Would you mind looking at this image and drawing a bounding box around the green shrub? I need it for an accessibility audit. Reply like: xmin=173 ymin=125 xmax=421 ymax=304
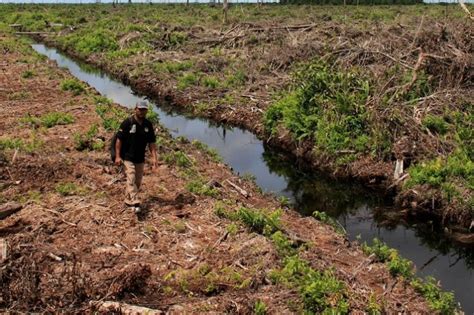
xmin=61 ymin=78 xmax=85 ymax=95
xmin=265 ymin=60 xmax=372 ymax=155
xmin=146 ymin=104 xmax=160 ymax=124
xmin=168 ymin=31 xmax=187 ymax=46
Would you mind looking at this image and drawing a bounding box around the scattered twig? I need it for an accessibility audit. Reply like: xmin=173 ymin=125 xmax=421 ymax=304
xmin=44 ymin=209 xmax=77 ymax=227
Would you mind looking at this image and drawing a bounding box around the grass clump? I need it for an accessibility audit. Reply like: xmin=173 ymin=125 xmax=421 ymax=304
xmin=202 ymin=76 xmax=220 ymax=89
xmin=0 ymin=138 xmax=24 ymax=151
xmin=253 ymin=300 xmax=267 ymax=315
xmin=153 ymin=60 xmax=193 ymax=74
xmin=61 ymin=78 xmax=85 ymax=95
xmin=215 ymin=206 xmax=282 ymax=235
xmin=0 ymin=133 xmax=43 ymax=153
xmin=41 ymin=112 xmax=74 ymax=128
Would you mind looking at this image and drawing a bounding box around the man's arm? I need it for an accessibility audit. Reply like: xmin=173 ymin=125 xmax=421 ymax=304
xmin=149 ymin=142 xmax=157 ymax=169
xmin=115 ymin=138 xmax=123 ymax=166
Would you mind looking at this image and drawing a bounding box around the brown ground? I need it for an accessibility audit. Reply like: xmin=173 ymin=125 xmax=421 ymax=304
xmin=0 ymin=35 xmax=430 ymax=313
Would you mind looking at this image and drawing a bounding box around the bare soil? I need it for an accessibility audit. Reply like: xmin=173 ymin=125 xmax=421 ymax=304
xmin=0 ymin=36 xmax=430 ymax=313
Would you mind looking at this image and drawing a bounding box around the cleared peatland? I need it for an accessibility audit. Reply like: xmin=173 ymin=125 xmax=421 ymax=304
xmin=1 ymin=4 xmax=471 ymax=235
xmin=0 ymin=34 xmax=461 ymax=313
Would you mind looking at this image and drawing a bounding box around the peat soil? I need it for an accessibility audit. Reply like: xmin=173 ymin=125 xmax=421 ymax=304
xmin=31 ymin=8 xmax=473 ymax=234
xmin=0 ymin=36 xmax=432 ymax=313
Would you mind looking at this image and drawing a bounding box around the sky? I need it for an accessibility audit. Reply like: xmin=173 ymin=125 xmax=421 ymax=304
xmin=0 ymin=0 xmax=472 ymax=3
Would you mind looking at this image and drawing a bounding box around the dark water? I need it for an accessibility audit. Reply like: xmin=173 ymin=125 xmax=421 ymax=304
xmin=32 ymin=44 xmax=474 ymax=314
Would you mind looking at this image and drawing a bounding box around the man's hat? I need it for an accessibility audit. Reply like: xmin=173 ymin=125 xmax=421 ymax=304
xmin=136 ymin=101 xmax=149 ymax=109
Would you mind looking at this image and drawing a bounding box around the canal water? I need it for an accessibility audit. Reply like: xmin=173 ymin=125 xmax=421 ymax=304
xmin=32 ymin=44 xmax=474 ymax=314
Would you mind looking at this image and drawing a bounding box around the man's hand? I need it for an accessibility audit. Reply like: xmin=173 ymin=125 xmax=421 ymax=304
xmin=115 ymin=157 xmax=122 ymax=166
xmin=151 ymin=159 xmax=157 ymax=171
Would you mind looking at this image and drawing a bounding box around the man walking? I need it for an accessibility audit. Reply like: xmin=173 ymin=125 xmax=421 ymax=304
xmin=115 ymin=101 xmax=157 ymax=213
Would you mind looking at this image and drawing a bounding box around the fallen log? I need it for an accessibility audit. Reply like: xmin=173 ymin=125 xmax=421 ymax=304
xmin=91 ymin=301 xmax=164 ymax=314
xmin=0 ymin=202 xmax=22 ymax=220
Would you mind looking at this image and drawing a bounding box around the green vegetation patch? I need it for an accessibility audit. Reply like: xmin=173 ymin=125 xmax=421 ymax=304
xmin=265 ymin=59 xmax=380 ymax=161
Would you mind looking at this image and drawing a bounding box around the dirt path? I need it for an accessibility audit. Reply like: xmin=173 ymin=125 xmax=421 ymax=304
xmin=0 ymin=35 xmax=432 ymax=313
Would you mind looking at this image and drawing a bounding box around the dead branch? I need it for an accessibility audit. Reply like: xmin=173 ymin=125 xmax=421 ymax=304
xmin=44 ymin=209 xmax=77 ymax=227
xmin=225 ymin=179 xmax=249 ymax=198
xmin=458 ymin=0 xmax=474 ymax=20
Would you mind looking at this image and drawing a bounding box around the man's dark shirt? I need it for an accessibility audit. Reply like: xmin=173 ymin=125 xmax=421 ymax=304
xmin=117 ymin=116 xmax=156 ymax=164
